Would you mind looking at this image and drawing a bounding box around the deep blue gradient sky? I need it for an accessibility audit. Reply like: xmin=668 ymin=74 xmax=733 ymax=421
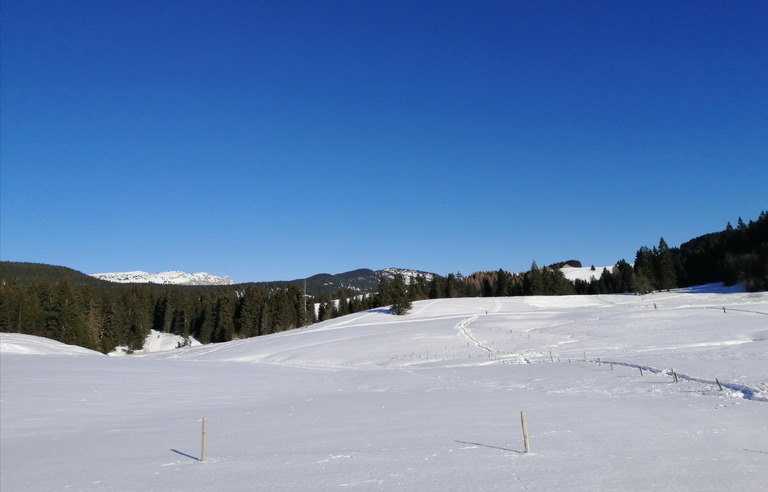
xmin=2 ymin=1 xmax=766 ymax=282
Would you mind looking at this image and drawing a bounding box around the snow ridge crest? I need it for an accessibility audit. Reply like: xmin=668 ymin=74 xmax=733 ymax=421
xmin=90 ymin=270 xmax=235 ymax=286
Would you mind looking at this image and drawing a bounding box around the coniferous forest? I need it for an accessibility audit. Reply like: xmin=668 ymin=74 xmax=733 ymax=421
xmin=1 ymin=212 xmax=766 ymax=353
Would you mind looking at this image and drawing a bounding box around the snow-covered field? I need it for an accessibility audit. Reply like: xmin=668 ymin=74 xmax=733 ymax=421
xmin=2 ymin=285 xmax=767 ymax=491
xmin=560 ymin=264 xmax=608 ymax=282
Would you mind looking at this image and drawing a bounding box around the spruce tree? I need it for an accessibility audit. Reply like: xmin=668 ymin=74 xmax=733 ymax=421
xmin=389 ymin=273 xmax=412 ymax=315
xmin=654 ymin=237 xmax=677 ymax=290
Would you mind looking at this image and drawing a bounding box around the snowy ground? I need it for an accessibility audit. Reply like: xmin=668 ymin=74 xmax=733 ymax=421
xmin=110 ymin=330 xmax=202 ymax=356
xmin=2 ymin=285 xmax=767 ymax=491
xmin=560 ymin=264 xmax=611 ymax=282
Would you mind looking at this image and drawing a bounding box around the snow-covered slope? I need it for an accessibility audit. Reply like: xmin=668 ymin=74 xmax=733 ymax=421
xmin=90 ymin=270 xmax=235 ymax=285
xmin=0 ymin=333 xmax=104 ymax=356
xmin=560 ymin=264 xmax=611 ymax=282
xmin=109 ymin=330 xmax=202 ymax=355
xmin=2 ymin=286 xmax=767 ymax=491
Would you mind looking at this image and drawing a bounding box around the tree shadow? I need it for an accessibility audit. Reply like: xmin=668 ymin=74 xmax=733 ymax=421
xmin=171 ymin=449 xmax=199 ymax=461
xmin=455 ymin=440 xmax=523 ymax=454
xmin=677 ymin=283 xmax=744 ymax=294
xmin=367 ymin=308 xmax=394 ymax=315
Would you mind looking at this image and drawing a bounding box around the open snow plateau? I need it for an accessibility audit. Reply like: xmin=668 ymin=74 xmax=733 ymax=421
xmin=1 ymin=284 xmax=767 ymax=491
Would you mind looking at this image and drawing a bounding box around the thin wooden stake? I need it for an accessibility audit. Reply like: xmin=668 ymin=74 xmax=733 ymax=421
xmin=639 ymin=367 xmax=643 ymax=376
xmin=716 ymin=378 xmax=723 ymax=391
xmin=200 ymin=417 xmax=208 ymax=462
xmin=520 ymin=411 xmax=531 ymax=454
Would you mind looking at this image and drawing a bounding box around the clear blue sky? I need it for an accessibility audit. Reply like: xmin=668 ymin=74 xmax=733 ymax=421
xmin=2 ymin=1 xmax=766 ymax=282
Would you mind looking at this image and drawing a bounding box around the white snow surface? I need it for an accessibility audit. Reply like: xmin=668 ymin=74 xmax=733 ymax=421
xmin=90 ymin=270 xmax=235 ymax=285
xmin=2 ymin=285 xmax=767 ymax=491
xmin=0 ymin=333 xmax=105 ymax=357
xmin=560 ymin=265 xmax=612 ymax=282
xmin=110 ymin=330 xmax=203 ymax=356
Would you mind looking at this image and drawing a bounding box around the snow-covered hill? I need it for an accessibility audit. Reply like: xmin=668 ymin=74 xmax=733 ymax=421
xmin=2 ymin=285 xmax=766 ymax=491
xmin=0 ymin=333 xmax=104 ymax=357
xmin=90 ymin=270 xmax=235 ymax=285
xmin=560 ymin=264 xmax=611 ymax=282
xmin=379 ymin=267 xmax=436 ymax=283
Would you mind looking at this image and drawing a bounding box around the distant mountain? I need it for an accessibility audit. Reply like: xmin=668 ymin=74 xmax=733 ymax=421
xmin=1 ymin=262 xmax=437 ymax=295
xmin=252 ymin=268 xmax=438 ymax=297
xmin=0 ymin=262 xmax=110 ymax=288
xmin=90 ymin=271 xmax=235 ymax=286
xmin=379 ymin=267 xmax=437 ymax=283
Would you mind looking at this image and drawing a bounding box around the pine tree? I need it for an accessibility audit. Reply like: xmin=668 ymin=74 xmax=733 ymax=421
xmin=123 ymin=286 xmax=153 ymax=350
xmin=236 ymin=286 xmax=265 ymax=338
xmin=495 ymin=269 xmax=510 ymax=296
xmin=654 ymin=237 xmax=677 ymax=290
xmin=0 ymin=279 xmax=43 ymax=335
xmin=613 ymin=260 xmax=635 ymax=293
xmin=98 ymin=293 xmax=124 ymax=353
xmin=428 ymin=277 xmax=445 ymax=299
xmin=389 ymin=273 xmax=412 ymax=315
xmin=523 ymin=261 xmax=543 ymax=295
xmin=376 ymin=276 xmax=392 ymax=306
xmin=213 ymin=290 xmax=236 ymax=342
xmin=46 ymin=277 xmax=90 ymax=348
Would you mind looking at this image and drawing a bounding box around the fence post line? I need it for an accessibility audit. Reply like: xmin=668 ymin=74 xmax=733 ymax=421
xmin=200 ymin=417 xmax=209 ymax=462
xmin=520 ymin=411 xmax=531 ymax=454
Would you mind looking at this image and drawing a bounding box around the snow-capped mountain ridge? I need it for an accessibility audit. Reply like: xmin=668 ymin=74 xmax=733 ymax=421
xmin=90 ymin=270 xmax=235 ymax=286
xmin=379 ymin=267 xmax=435 ymax=283
xmin=90 ymin=265 xmax=617 ymax=290
xmin=90 ymin=267 xmax=435 ymax=292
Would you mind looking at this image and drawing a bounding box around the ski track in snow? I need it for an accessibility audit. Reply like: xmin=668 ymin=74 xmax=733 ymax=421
xmin=445 ymin=292 xmax=768 ymax=403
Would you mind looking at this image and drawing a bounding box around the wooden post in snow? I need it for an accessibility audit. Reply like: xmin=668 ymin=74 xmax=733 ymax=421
xmin=200 ymin=417 xmax=209 ymax=462
xmin=520 ymin=411 xmax=531 ymax=454
xmin=716 ymin=378 xmax=723 ymax=391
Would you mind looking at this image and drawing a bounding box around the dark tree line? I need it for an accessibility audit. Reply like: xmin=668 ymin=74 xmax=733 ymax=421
xmin=679 ymin=212 xmax=768 ymax=291
xmin=0 ymin=279 xmax=317 ymax=353
xmin=464 ymin=212 xmax=767 ymax=297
